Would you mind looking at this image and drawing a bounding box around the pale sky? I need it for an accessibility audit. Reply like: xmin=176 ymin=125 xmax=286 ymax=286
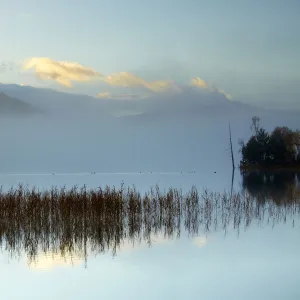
xmin=1 ymin=0 xmax=300 ymax=103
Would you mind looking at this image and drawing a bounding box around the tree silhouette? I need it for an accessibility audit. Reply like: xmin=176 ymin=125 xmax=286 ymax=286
xmin=240 ymin=117 xmax=300 ymax=167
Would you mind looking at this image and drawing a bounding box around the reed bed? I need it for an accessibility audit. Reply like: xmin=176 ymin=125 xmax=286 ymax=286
xmin=0 ymin=184 xmax=299 ymax=265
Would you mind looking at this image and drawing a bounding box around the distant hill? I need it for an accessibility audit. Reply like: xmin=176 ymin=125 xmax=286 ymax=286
xmin=0 ymin=83 xmax=298 ymax=121
xmin=0 ymin=92 xmax=38 ymax=115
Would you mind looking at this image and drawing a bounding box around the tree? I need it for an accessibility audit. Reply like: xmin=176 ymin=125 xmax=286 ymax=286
xmin=240 ymin=117 xmax=300 ymax=167
xmin=269 ymin=127 xmax=300 ymax=163
xmin=269 ymin=128 xmax=287 ymax=163
xmin=250 ymin=116 xmax=261 ymax=136
xmin=240 ymin=118 xmax=270 ymax=165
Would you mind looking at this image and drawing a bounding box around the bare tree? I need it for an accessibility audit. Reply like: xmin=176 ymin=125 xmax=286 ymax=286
xmin=229 ymin=123 xmax=235 ymax=170
xmin=250 ymin=116 xmax=261 ymax=136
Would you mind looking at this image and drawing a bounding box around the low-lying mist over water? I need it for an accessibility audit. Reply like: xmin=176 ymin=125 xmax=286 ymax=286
xmin=1 ymin=84 xmax=300 ymax=174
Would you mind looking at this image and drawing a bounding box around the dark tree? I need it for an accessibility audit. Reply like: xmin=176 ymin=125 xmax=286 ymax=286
xmin=240 ymin=117 xmax=300 ymax=168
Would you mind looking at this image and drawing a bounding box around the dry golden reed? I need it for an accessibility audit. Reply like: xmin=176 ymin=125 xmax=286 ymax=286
xmin=0 ymin=184 xmax=299 ymax=265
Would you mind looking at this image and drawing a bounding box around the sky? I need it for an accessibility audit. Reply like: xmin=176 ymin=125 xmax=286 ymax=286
xmin=1 ymin=0 xmax=300 ymax=104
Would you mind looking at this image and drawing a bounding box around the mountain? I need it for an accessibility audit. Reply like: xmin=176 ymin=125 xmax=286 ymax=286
xmin=0 ymin=92 xmax=38 ymax=115
xmin=0 ymin=84 xmax=119 ymax=121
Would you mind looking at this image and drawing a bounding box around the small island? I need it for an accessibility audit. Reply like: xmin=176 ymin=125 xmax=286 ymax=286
xmin=239 ymin=116 xmax=300 ymax=171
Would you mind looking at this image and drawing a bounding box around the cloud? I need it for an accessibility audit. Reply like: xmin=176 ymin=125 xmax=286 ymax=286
xmin=192 ymin=236 xmax=208 ymax=248
xmin=20 ymin=57 xmax=232 ymax=100
xmin=104 ymin=72 xmax=172 ymax=92
xmin=190 ymin=77 xmax=232 ymax=100
xmin=96 ymin=91 xmax=111 ymax=98
xmin=96 ymin=91 xmax=148 ymax=100
xmin=100 ymin=72 xmax=231 ymax=100
xmin=96 ymin=77 xmax=232 ymax=103
xmin=23 ymin=57 xmax=102 ymax=87
xmin=190 ymin=77 xmax=209 ymax=89
xmin=217 ymin=89 xmax=232 ymax=100
xmin=28 ymin=251 xmax=83 ymax=271
xmin=117 ymin=233 xmax=174 ymax=254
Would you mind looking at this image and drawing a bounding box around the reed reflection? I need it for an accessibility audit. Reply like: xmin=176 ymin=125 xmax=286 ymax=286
xmin=0 ymin=183 xmax=299 ymax=266
xmin=241 ymin=171 xmax=300 ymax=204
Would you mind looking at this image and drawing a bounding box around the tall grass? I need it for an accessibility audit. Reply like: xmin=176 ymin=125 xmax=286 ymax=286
xmin=0 ymin=184 xmax=299 ymax=265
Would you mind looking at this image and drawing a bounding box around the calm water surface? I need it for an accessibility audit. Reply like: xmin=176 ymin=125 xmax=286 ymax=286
xmin=0 ymin=171 xmax=299 ymax=300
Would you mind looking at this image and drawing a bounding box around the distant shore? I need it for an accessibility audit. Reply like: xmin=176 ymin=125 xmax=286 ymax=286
xmin=239 ymin=163 xmax=300 ymax=172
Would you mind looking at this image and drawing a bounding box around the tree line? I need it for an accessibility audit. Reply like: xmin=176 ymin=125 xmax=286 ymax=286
xmin=239 ymin=116 xmax=300 ymax=167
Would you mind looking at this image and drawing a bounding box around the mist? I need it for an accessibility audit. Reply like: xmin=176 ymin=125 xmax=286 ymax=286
xmin=1 ymin=84 xmax=299 ymax=174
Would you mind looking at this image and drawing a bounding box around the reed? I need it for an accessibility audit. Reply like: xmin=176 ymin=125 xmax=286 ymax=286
xmin=0 ymin=184 xmax=299 ymax=265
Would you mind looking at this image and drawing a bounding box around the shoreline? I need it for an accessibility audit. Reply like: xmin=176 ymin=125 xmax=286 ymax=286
xmin=239 ymin=164 xmax=300 ymax=172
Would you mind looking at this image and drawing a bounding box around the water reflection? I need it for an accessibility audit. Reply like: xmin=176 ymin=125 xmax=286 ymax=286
xmin=241 ymin=171 xmax=300 ymax=204
xmin=29 ymin=251 xmax=83 ymax=271
xmin=0 ymin=184 xmax=299 ymax=267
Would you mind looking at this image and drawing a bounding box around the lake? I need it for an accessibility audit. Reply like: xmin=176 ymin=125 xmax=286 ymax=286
xmin=0 ymin=170 xmax=299 ymax=300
